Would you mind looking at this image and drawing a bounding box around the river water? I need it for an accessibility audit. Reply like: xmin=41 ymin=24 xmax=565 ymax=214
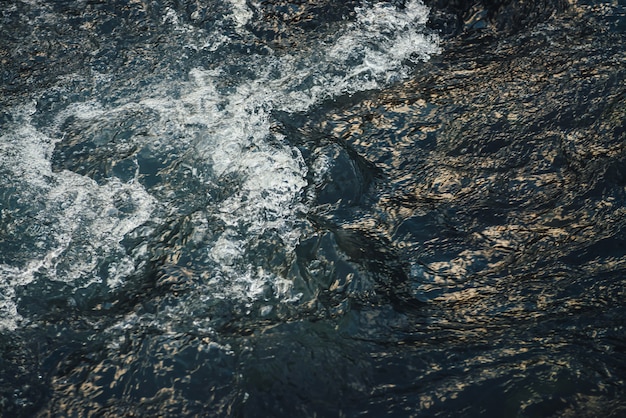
xmin=1 ymin=0 xmax=625 ymax=416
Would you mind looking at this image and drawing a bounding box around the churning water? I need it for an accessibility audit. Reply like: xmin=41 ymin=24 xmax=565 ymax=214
xmin=1 ymin=0 xmax=625 ymax=416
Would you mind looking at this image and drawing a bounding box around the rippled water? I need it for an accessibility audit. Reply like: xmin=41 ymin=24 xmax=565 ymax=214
xmin=1 ymin=0 xmax=625 ymax=416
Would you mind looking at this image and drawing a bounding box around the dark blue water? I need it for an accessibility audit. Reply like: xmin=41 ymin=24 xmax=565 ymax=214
xmin=1 ymin=0 xmax=625 ymax=416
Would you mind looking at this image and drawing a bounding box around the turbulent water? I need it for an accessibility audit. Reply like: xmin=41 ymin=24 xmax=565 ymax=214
xmin=1 ymin=0 xmax=625 ymax=416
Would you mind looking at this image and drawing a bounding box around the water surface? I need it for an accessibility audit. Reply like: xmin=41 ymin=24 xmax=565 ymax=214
xmin=1 ymin=0 xmax=625 ymax=416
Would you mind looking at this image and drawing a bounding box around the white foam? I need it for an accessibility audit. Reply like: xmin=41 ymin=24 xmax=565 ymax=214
xmin=214 ymin=0 xmax=440 ymax=115
xmin=181 ymin=1 xmax=440 ymax=301
xmin=325 ymin=0 xmax=439 ymax=88
xmin=129 ymin=69 xmax=309 ymax=302
xmin=161 ymin=6 xmax=230 ymax=52
xmin=0 ymin=104 xmax=156 ymax=330
xmin=228 ymin=0 xmax=253 ymax=28
xmin=1 ymin=1 xmax=440 ymax=329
